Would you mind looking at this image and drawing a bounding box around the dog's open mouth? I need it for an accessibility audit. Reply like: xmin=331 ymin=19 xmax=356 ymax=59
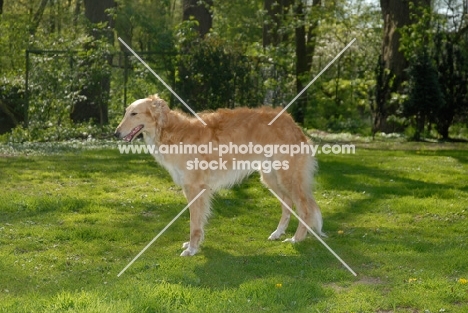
xmin=123 ymin=125 xmax=144 ymax=142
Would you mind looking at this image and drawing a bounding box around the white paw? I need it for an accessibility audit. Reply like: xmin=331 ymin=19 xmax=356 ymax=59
xmin=268 ymin=230 xmax=284 ymax=240
xmin=282 ymin=237 xmax=297 ymax=243
xmin=180 ymin=246 xmax=197 ymax=256
xmin=180 ymin=242 xmax=198 ymax=256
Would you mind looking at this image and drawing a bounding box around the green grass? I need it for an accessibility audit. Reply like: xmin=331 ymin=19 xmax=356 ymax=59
xmin=1 ymin=140 xmax=467 ymax=312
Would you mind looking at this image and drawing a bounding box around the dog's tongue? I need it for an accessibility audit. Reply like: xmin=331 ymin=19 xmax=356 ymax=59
xmin=123 ymin=125 xmax=142 ymax=142
xmin=124 ymin=134 xmax=133 ymax=142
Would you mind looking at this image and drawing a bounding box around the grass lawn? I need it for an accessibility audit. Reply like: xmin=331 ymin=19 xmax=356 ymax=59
xmin=0 ymin=140 xmax=467 ymax=312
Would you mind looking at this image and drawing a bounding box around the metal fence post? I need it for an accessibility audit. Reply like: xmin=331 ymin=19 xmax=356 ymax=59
xmin=24 ymin=49 xmax=29 ymax=128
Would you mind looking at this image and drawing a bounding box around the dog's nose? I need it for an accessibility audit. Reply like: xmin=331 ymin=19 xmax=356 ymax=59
xmin=114 ymin=131 xmax=121 ymax=139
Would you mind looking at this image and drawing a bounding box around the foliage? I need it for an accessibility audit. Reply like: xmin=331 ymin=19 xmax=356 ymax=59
xmin=175 ymin=21 xmax=267 ymax=111
xmin=433 ymin=32 xmax=468 ymax=139
xmin=304 ymin=0 xmax=380 ymax=133
xmin=4 ymin=0 xmax=466 ymax=141
xmin=19 ymin=35 xmax=116 ymax=142
xmin=398 ymin=2 xmax=468 ymax=140
xmin=0 ymin=122 xmax=115 ymax=144
xmin=0 ymin=12 xmax=29 ymax=76
xmin=0 ymin=1 xmax=120 ymax=140
xmin=0 ymin=76 xmax=25 ymax=133
xmin=399 ymin=4 xmax=438 ymax=62
xmin=0 ymin=10 xmax=30 ymax=133
xmin=212 ymin=0 xmax=263 ymax=45
xmin=1 ymin=0 xmax=382 ymax=141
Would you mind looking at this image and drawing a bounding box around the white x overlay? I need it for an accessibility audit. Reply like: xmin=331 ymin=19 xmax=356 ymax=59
xmin=118 ymin=37 xmax=207 ymax=126
xmin=117 ymin=37 xmax=358 ymax=277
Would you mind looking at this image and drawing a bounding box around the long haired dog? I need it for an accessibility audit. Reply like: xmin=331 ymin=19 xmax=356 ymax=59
xmin=115 ymin=95 xmax=324 ymax=256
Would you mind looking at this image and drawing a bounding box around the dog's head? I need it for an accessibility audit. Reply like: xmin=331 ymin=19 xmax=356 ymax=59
xmin=114 ymin=94 xmax=169 ymax=142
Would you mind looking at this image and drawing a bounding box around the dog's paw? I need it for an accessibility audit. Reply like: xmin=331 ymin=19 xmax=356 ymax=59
xmin=180 ymin=242 xmax=198 ymax=256
xmin=282 ymin=237 xmax=297 ymax=243
xmin=268 ymin=230 xmax=284 ymax=241
xmin=180 ymin=246 xmax=197 ymax=257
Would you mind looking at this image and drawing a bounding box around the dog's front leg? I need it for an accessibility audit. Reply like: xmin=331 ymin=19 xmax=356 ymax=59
xmin=181 ymin=185 xmax=211 ymax=256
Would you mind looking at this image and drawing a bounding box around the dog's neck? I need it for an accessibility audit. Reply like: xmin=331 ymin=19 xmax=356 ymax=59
xmin=157 ymin=110 xmax=206 ymax=145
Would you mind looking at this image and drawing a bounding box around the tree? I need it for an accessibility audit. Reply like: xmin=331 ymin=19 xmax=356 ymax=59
xmin=292 ymin=0 xmax=320 ymax=124
xmin=261 ymin=0 xmax=321 ymax=124
xmin=398 ymin=1 xmax=468 ymax=140
xmin=403 ymin=51 xmax=444 ymax=140
xmin=263 ymin=0 xmax=293 ymax=47
xmin=433 ymin=23 xmax=468 ymax=140
xmin=29 ymin=0 xmax=49 ymax=35
xmin=70 ymin=0 xmax=116 ymax=125
xmin=0 ymin=78 xmax=24 ymax=133
xmin=375 ymin=0 xmax=431 ymax=132
xmin=183 ymin=0 xmax=213 ymax=38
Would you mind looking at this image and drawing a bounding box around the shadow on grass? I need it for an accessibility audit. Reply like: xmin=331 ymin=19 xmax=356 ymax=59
xmin=423 ymin=149 xmax=468 ymax=165
xmin=201 ymin=244 xmax=356 ymax=276
xmin=313 ymin=150 xmax=467 ymax=243
xmin=188 ymin=246 xmax=345 ymax=307
xmin=319 ymin=153 xmax=464 ymax=203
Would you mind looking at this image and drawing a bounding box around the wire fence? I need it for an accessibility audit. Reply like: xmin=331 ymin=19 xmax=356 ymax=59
xmin=17 ymin=49 xmax=292 ymax=130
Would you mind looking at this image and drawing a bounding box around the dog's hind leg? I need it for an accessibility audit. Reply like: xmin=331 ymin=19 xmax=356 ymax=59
xmin=284 ymin=193 xmax=323 ymax=243
xmin=180 ymin=184 xmax=212 ymax=256
xmin=261 ymin=172 xmax=292 ymax=241
xmin=281 ymin=158 xmax=324 ymax=243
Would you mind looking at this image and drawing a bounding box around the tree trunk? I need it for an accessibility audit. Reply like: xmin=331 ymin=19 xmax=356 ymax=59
xmin=292 ymin=0 xmax=320 ymax=124
xmin=183 ymin=0 xmax=213 ymax=38
xmin=0 ymin=100 xmax=19 ymax=127
xmin=380 ymin=0 xmax=410 ymax=88
xmin=372 ymin=55 xmax=389 ymax=136
xmin=262 ymin=0 xmax=293 ymax=48
xmin=293 ymin=2 xmax=307 ymax=124
xmin=71 ymin=0 xmax=116 ymax=125
xmin=376 ymin=0 xmax=431 ymax=132
xmin=414 ymin=112 xmax=425 ymax=141
xmin=437 ymin=120 xmax=451 ymax=140
xmin=73 ymin=0 xmax=81 ymax=28
xmin=29 ymin=0 xmax=49 ymax=35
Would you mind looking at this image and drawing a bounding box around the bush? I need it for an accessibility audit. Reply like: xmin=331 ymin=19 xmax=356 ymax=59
xmin=0 ymin=76 xmax=25 ymax=134
xmin=402 ymin=51 xmax=444 ymax=141
xmin=1 ymin=122 xmax=114 ymax=143
xmin=175 ymin=29 xmax=264 ymax=111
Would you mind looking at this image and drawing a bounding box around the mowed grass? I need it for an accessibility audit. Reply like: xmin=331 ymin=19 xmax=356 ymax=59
xmin=0 ymin=141 xmax=467 ymax=312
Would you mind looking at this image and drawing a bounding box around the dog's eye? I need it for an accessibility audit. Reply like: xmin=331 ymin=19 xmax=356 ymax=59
xmin=130 ymin=112 xmax=138 ymax=116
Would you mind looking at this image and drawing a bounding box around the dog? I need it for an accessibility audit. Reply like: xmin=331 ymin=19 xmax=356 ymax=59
xmin=114 ymin=95 xmax=324 ymax=256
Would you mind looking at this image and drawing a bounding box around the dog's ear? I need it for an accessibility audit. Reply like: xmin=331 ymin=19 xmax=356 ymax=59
xmin=148 ymin=94 xmax=169 ymax=125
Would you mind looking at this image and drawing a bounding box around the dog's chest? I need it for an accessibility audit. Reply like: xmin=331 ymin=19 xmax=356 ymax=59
xmin=153 ymin=151 xmax=184 ymax=186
